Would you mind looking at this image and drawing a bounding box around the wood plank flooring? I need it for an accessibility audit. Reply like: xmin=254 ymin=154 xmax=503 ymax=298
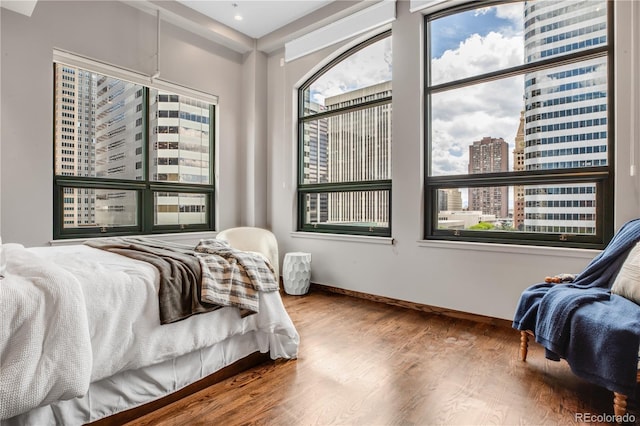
xmin=128 ymin=289 xmax=639 ymax=425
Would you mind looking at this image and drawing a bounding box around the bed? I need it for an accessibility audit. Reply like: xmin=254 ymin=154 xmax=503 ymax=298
xmin=0 ymin=236 xmax=300 ymax=425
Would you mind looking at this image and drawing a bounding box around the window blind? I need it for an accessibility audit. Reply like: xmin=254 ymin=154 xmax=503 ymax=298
xmin=409 ymin=0 xmax=467 ymax=14
xmin=53 ymin=49 xmax=219 ymax=105
xmin=284 ymin=0 xmax=396 ymax=63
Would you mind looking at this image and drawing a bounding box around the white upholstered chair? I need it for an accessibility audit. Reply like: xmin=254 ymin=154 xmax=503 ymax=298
xmin=215 ymin=227 xmax=280 ymax=280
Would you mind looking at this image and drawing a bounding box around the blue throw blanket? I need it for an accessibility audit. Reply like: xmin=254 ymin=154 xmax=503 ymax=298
xmin=513 ymin=218 xmax=640 ymax=395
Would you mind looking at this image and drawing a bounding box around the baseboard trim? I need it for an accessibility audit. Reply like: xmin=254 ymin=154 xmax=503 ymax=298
xmin=310 ymin=283 xmax=512 ymax=329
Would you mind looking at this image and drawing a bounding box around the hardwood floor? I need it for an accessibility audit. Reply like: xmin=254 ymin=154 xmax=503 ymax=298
xmin=128 ymin=289 xmax=638 ymax=425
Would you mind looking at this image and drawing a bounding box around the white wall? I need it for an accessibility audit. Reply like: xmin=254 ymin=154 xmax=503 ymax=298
xmin=240 ymin=49 xmax=269 ymax=228
xmin=266 ymin=0 xmax=640 ymax=320
xmin=1 ymin=0 xmax=638 ymax=321
xmin=0 ymin=0 xmax=262 ymax=247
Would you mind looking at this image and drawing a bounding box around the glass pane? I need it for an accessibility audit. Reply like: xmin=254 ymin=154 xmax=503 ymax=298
xmin=154 ymin=192 xmax=207 ymax=226
xmin=436 ymin=183 xmax=596 ymax=235
xmin=524 ymin=57 xmax=608 ymax=171
xmin=302 ymin=102 xmax=392 ymax=184
xmin=431 ymin=57 xmax=607 ymax=176
xmin=430 ymin=75 xmax=523 ymax=176
xmin=54 ymin=64 xmax=144 ymax=179
xmin=62 ymin=187 xmax=137 ymax=229
xmin=524 ymin=183 xmax=597 ymax=234
xmin=302 ymin=35 xmax=392 ymax=116
xmin=302 ymin=190 xmax=389 ymax=228
xmin=429 ymin=0 xmax=607 ymax=86
xmin=149 ymin=91 xmax=211 ymax=184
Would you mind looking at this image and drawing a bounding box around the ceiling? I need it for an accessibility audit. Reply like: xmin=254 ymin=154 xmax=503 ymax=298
xmin=1 ymin=0 xmax=367 ymax=55
xmin=0 ymin=0 xmax=38 ymax=16
xmin=176 ymin=0 xmax=334 ymax=39
xmin=0 ymin=1 xmax=336 ymax=40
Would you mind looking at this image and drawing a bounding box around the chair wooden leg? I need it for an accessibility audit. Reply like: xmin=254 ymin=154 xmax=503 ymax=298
xmin=518 ymin=330 xmax=634 ymax=422
xmin=519 ymin=331 xmax=529 ymax=361
xmin=613 ymin=392 xmax=627 ymax=419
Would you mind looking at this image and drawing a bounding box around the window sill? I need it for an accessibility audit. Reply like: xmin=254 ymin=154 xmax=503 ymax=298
xmin=417 ymin=239 xmax=598 ymax=260
xmin=290 ymin=231 xmax=394 ymax=245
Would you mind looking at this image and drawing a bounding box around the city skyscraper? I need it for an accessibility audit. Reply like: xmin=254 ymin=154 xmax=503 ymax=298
xmin=324 ymin=81 xmax=392 ymax=227
xmin=93 ymin=75 xmax=144 ymax=227
xmin=522 ymin=0 xmax=606 ymax=235
xmin=302 ymin=101 xmax=328 ymax=224
xmin=468 ymin=136 xmax=509 ymax=218
xmin=513 ymin=110 xmax=526 ymax=231
xmin=148 ymin=90 xmax=211 ymax=226
xmin=438 ymin=188 xmax=463 ymax=212
xmin=54 ymin=65 xmax=98 ymax=227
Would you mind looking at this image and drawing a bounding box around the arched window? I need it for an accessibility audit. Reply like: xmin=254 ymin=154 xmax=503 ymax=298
xmin=297 ymin=31 xmax=392 ymax=237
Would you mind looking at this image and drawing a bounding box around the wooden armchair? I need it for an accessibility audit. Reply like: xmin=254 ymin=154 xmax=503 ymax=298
xmin=513 ymin=218 xmax=640 ymax=421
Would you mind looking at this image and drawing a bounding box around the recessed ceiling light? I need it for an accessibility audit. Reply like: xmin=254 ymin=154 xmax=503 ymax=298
xmin=232 ymin=3 xmax=243 ymax=21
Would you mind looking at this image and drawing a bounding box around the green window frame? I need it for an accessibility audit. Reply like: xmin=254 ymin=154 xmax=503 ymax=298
xmin=297 ymin=31 xmax=392 ymax=237
xmin=53 ymin=62 xmax=216 ymax=239
xmin=424 ymin=0 xmax=614 ymax=249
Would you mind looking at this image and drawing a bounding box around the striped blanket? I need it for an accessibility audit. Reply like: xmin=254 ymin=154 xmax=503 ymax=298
xmin=194 ymin=239 xmax=279 ymax=312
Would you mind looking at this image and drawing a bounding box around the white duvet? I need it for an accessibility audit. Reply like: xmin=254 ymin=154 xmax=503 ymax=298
xmin=0 ymin=244 xmax=92 ymax=420
xmin=0 ymin=243 xmax=299 ymax=420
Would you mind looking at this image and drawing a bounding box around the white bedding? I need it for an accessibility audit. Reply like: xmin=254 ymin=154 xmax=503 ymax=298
xmin=0 ymin=244 xmax=92 ymax=420
xmin=0 ymin=243 xmax=299 ymax=421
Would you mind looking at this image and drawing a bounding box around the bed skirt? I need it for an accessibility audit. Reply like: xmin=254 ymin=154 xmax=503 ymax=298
xmin=4 ymin=328 xmax=288 ymax=426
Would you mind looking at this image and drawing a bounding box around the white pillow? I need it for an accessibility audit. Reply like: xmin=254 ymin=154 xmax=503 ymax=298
xmin=611 ymin=241 xmax=640 ymax=304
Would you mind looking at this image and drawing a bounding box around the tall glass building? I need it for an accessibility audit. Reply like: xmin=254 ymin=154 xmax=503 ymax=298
xmin=325 ymin=81 xmax=392 ymax=227
xmin=54 ymin=66 xmax=99 ymax=227
xmin=302 ymin=101 xmax=328 ymax=224
xmin=522 ymin=0 xmax=607 ymax=234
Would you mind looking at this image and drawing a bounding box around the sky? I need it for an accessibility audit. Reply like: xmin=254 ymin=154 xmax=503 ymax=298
xmin=430 ymin=3 xmax=524 ymax=58
xmin=308 ymin=36 xmax=392 ymax=106
xmin=429 ymin=3 xmax=525 ymax=177
xmin=307 ymin=3 xmax=525 ymax=178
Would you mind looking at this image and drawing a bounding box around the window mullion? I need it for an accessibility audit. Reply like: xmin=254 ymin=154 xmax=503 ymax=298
xmin=428 ymin=47 xmax=609 ymax=94
xmin=142 ymin=87 xmax=153 ymax=234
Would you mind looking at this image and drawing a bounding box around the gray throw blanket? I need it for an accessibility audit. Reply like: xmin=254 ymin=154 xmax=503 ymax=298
xmin=513 ymin=218 xmax=640 ymax=395
xmin=86 ymin=237 xmax=278 ymax=325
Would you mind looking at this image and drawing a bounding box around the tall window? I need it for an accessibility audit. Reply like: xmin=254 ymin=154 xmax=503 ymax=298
xmin=424 ymin=0 xmax=613 ymax=248
xmin=297 ymin=31 xmax=392 ymax=237
xmin=53 ymin=63 xmax=215 ymax=239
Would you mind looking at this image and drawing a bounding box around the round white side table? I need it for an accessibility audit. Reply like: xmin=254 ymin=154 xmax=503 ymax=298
xmin=282 ymin=252 xmax=312 ymax=295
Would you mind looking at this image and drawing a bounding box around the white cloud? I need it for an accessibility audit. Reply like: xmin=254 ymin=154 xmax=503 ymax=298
xmin=310 ymin=37 xmax=392 ymax=105
xmin=495 ymin=2 xmax=525 ymax=30
xmin=432 ymin=31 xmax=523 ymax=85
